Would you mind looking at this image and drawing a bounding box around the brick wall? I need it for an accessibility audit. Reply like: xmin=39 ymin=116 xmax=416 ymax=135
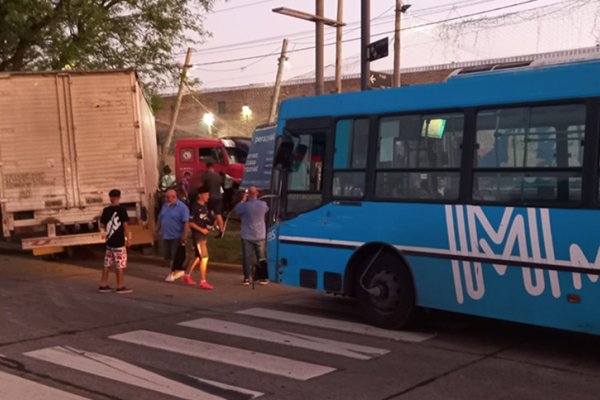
xmin=156 ymin=69 xmax=454 ymax=155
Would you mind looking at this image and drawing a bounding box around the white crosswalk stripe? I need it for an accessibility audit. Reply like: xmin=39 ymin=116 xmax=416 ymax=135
xmin=237 ymin=308 xmax=435 ymax=342
xmin=110 ymin=330 xmax=336 ymax=381
xmin=23 ymin=346 xmax=253 ymax=400
xmin=179 ymin=318 xmax=389 ymax=360
xmin=190 ymin=377 xmax=263 ymax=399
xmin=0 ymin=370 xmax=89 ymax=400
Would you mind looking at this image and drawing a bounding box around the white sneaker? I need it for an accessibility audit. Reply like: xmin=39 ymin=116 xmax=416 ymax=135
xmin=164 ymin=272 xmax=175 ymax=282
xmin=172 ymin=270 xmax=185 ymax=280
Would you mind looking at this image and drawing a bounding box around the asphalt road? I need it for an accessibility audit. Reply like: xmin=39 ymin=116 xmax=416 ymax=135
xmin=1 ymin=251 xmax=600 ymax=400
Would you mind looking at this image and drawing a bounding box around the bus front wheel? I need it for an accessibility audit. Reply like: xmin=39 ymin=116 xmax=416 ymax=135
xmin=357 ymin=252 xmax=415 ymax=329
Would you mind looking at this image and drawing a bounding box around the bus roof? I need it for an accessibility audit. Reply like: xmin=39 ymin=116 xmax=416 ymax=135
xmin=277 ymin=59 xmax=600 ymax=132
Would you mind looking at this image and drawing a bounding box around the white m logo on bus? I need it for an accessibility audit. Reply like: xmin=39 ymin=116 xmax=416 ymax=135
xmin=445 ymin=205 xmax=600 ymax=304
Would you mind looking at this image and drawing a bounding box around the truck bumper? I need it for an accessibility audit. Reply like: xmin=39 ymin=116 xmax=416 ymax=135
xmin=22 ymin=232 xmax=105 ymax=250
xmin=21 ymin=225 xmax=154 ymax=251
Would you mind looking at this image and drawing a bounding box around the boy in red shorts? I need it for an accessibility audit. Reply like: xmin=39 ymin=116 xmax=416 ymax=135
xmin=98 ymin=189 xmax=133 ymax=294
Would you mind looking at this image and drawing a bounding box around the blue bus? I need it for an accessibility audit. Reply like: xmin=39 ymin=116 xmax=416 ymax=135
xmin=267 ymin=59 xmax=600 ymax=334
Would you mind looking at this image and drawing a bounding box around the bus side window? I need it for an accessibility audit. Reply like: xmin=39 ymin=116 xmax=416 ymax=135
xmin=473 ymin=104 xmax=585 ymax=204
xmin=375 ymin=113 xmax=464 ymax=201
xmin=332 ymin=119 xmax=368 ymax=198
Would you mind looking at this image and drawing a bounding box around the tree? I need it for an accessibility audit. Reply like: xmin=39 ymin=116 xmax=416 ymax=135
xmin=0 ymin=0 xmax=215 ymax=92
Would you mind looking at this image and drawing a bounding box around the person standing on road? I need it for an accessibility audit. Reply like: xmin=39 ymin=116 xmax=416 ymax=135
xmin=157 ymin=189 xmax=190 ymax=282
xmin=199 ymin=162 xmax=225 ymax=236
xmin=235 ymin=186 xmax=269 ymax=286
xmin=178 ymin=171 xmax=192 ymax=203
xmin=182 ymin=187 xmax=214 ymax=289
xmin=159 ymin=165 xmax=176 ymax=192
xmin=99 ymin=189 xmax=133 ymax=294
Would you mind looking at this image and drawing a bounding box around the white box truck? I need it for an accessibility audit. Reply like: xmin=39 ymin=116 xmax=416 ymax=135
xmin=0 ymin=70 xmax=158 ymax=255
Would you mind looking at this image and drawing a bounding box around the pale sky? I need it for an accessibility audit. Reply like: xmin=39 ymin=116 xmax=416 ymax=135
xmin=178 ymin=0 xmax=600 ymax=90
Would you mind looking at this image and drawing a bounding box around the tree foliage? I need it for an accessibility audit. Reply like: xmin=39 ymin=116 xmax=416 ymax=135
xmin=0 ymin=0 xmax=215 ymax=91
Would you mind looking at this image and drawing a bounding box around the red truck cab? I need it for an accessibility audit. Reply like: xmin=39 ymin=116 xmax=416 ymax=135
xmin=175 ymin=138 xmax=245 ymax=194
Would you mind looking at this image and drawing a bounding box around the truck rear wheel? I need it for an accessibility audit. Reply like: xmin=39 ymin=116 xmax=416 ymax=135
xmin=357 ymin=252 xmax=415 ymax=329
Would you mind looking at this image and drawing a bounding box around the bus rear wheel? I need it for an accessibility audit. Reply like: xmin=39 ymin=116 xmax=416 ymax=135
xmin=357 ymin=252 xmax=415 ymax=329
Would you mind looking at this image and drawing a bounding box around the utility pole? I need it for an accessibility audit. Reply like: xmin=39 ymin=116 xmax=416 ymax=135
xmin=335 ymin=0 xmax=344 ymax=93
xmin=316 ymin=0 xmax=324 ymax=95
xmin=393 ymin=0 xmax=402 ymax=87
xmin=393 ymin=1 xmax=411 ymax=87
xmin=360 ymin=0 xmax=370 ymax=91
xmin=268 ymin=39 xmax=288 ymax=125
xmin=272 ymin=5 xmax=343 ymax=95
xmin=161 ymin=47 xmax=192 ymax=167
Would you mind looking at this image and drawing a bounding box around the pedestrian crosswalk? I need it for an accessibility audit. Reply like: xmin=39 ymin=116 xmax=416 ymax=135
xmin=24 ymin=346 xmax=236 ymax=400
xmin=178 ymin=318 xmax=389 ymax=360
xmin=110 ymin=330 xmax=336 ymax=381
xmin=3 ymin=303 xmax=436 ymax=399
xmin=0 ymin=370 xmax=89 ymax=400
xmin=237 ymin=307 xmax=435 ymax=342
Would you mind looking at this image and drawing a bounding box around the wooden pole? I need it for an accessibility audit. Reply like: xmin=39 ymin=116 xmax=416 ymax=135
xmin=268 ymin=39 xmax=288 ymax=126
xmin=161 ymin=47 xmax=192 ymax=167
xmin=335 ymin=0 xmax=344 ymax=94
xmin=315 ymin=0 xmax=324 ymax=95
xmin=393 ymin=0 xmax=402 ymax=87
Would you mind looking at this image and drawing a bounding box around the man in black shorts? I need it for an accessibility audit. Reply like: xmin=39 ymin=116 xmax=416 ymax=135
xmin=182 ymin=187 xmax=214 ymax=289
xmin=199 ymin=162 xmax=224 ymax=236
xmin=99 ymin=189 xmax=133 ymax=294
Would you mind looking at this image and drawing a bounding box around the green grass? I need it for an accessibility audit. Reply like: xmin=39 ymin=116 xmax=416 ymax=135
xmin=186 ymin=217 xmax=243 ymax=265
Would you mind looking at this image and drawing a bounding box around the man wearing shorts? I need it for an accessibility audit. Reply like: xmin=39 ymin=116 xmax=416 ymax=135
xmin=182 ymin=187 xmax=214 ymax=289
xmin=99 ymin=189 xmax=132 ymax=294
xmin=199 ymin=162 xmax=224 ymax=236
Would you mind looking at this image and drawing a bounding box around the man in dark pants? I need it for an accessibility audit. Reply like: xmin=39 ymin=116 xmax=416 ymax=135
xmin=235 ymin=186 xmax=269 ymax=285
xmin=156 ymin=189 xmax=190 ymax=282
xmin=199 ymin=162 xmax=224 ymax=236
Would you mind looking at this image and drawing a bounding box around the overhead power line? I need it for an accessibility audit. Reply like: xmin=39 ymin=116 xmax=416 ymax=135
xmin=191 ymin=0 xmax=542 ymax=67
xmin=177 ymin=0 xmax=502 ymax=57
xmin=210 ymin=0 xmax=278 ymax=15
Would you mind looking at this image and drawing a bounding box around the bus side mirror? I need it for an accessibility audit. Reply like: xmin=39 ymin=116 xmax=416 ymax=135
xmin=274 ymin=141 xmax=294 ymax=170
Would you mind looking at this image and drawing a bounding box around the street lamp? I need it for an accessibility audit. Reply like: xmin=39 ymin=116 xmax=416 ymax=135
xmin=273 ymin=3 xmax=344 ymax=96
xmin=241 ymin=105 xmax=252 ymax=121
xmin=394 ymin=1 xmax=411 ymax=87
xmin=203 ymin=112 xmax=215 ymax=136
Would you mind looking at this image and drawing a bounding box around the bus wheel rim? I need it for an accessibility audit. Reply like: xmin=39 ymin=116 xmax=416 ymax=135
xmin=369 ymin=268 xmax=402 ymax=313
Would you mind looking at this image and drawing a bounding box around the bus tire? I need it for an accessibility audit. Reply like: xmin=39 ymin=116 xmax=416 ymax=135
xmin=357 ymin=252 xmax=415 ymax=329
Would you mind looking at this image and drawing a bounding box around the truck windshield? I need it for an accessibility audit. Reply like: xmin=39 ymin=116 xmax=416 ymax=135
xmin=225 ymin=147 xmax=241 ymax=164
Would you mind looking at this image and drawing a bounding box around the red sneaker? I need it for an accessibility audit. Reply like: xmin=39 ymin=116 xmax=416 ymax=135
xmin=198 ymin=281 xmax=213 ymax=290
xmin=181 ymin=275 xmax=196 ymax=285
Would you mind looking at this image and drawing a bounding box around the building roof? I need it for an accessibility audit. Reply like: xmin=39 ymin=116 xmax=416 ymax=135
xmin=178 ymin=45 xmax=600 ymax=96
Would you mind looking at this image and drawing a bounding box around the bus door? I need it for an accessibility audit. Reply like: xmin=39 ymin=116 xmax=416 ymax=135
xmin=272 ymin=118 xmax=332 ymax=282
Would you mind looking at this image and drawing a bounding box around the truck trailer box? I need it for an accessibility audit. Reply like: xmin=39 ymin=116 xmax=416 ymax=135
xmin=0 ymin=70 xmax=158 ymax=253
